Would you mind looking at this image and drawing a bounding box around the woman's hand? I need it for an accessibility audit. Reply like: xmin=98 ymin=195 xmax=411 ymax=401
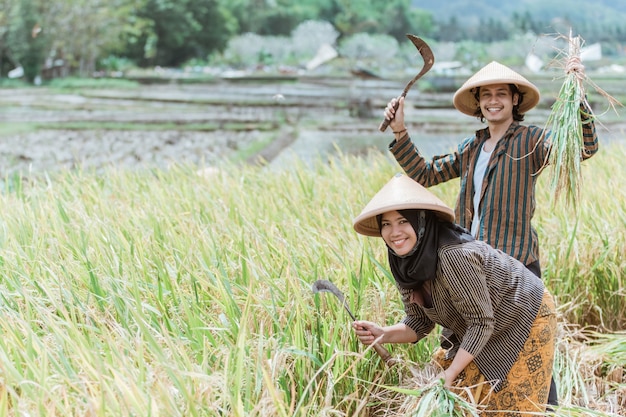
xmin=434 ymin=348 xmax=475 ymax=389
xmin=434 ymin=370 xmax=454 ymax=388
xmin=352 ymin=320 xmax=384 ymax=345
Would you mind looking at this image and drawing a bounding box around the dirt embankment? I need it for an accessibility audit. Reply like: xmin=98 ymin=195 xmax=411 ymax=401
xmin=1 ymin=78 xmax=624 ymax=176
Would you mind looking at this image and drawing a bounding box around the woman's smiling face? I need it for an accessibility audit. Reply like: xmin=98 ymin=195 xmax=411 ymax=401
xmin=380 ymin=210 xmax=418 ymax=256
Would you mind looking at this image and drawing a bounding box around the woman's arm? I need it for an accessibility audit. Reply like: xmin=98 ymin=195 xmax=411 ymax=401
xmin=352 ymin=320 xmax=420 ymax=344
xmin=439 ymin=348 xmax=475 ymax=387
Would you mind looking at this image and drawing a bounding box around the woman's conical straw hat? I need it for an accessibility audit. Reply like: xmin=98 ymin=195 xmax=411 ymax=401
xmin=453 ymin=61 xmax=540 ymax=116
xmin=353 ymin=173 xmax=455 ymax=237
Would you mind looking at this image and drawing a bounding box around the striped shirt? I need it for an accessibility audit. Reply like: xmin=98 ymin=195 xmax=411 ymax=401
xmin=390 ymin=110 xmax=598 ymax=266
xmin=399 ymin=239 xmax=547 ymax=390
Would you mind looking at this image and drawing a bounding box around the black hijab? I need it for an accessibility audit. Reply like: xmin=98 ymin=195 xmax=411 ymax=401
xmin=378 ymin=209 xmax=474 ymax=290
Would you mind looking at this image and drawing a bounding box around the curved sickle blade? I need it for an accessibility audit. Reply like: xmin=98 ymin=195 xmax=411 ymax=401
xmin=401 ymin=34 xmax=435 ymax=96
xmin=379 ymin=34 xmax=435 ymax=132
xmin=311 ymin=279 xmax=355 ymax=320
xmin=311 ymin=279 xmax=397 ymax=366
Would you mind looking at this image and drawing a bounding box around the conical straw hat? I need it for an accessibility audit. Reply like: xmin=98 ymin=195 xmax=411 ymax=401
xmin=353 ymin=173 xmax=455 ymax=237
xmin=453 ymin=61 xmax=540 ymax=116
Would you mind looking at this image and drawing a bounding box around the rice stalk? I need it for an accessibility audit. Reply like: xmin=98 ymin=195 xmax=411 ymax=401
xmin=544 ymin=32 xmax=622 ymax=210
xmin=585 ymin=331 xmax=626 ymax=367
xmin=583 ymin=330 xmax=626 ymax=400
xmin=0 ymin=151 xmax=623 ymax=415
xmin=544 ymin=33 xmax=587 ymax=210
xmin=553 ymin=325 xmax=591 ymax=406
xmin=550 ymin=404 xmax=620 ymax=416
xmin=385 ymin=377 xmax=481 ymax=417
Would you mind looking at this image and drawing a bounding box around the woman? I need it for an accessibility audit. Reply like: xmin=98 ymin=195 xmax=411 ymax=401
xmin=351 ymin=173 xmax=557 ymax=415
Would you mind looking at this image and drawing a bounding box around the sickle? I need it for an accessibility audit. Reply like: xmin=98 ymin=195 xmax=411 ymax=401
xmin=379 ymin=34 xmax=435 ymax=132
xmin=311 ymin=279 xmax=397 ymax=366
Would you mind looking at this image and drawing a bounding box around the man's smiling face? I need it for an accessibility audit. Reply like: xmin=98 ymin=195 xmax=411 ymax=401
xmin=477 ymin=83 xmax=519 ymax=125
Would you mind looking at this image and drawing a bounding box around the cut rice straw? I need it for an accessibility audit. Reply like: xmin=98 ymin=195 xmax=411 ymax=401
xmin=392 ymin=378 xmax=482 ymax=417
xmin=545 ymin=32 xmax=586 ymax=210
xmin=544 ymin=31 xmax=622 ymax=210
xmin=412 ymin=380 xmax=481 ymax=417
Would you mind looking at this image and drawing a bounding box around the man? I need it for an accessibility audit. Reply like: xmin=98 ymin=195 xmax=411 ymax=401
xmin=382 ymin=60 xmax=599 ymax=406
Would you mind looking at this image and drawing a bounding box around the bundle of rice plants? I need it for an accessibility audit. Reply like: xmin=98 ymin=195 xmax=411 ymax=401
xmin=545 ymin=33 xmax=587 ymax=209
xmin=544 ymin=31 xmax=621 ymax=210
xmin=414 ymin=381 xmax=480 ymax=416
xmin=392 ymin=378 xmax=481 ymax=417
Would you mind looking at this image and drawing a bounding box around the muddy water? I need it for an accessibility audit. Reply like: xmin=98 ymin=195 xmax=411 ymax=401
xmin=1 ymin=78 xmax=623 ymax=175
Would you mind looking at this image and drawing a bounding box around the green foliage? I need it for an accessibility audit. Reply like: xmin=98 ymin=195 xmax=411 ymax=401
xmin=436 ymin=16 xmax=466 ymax=43
xmin=403 ymin=379 xmax=480 ymax=416
xmin=216 ymin=0 xmax=434 ymax=43
xmin=329 ymin=0 xmax=435 ymax=40
xmin=97 ymin=55 xmax=135 ymax=73
xmin=0 ymin=78 xmax=29 ymax=87
xmin=46 ymin=77 xmax=140 ymax=90
xmin=223 ymin=0 xmax=320 ymax=35
xmin=420 ymin=0 xmax=626 ymax=44
xmin=2 ymin=0 xmax=626 ymax=77
xmin=536 ymin=145 xmax=626 ymax=331
xmin=125 ymin=0 xmax=237 ymax=67
xmin=42 ymin=0 xmax=155 ymax=77
xmin=453 ymin=41 xmax=489 ymax=69
xmin=6 ymin=0 xmax=46 ymax=83
xmin=0 ymin=146 xmax=622 ymax=414
xmin=381 ymin=1 xmax=435 ymax=41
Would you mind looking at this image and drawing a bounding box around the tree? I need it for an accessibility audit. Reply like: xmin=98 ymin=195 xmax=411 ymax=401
xmin=6 ymin=0 xmax=46 ymax=82
xmin=212 ymin=0 xmax=324 ymax=39
xmin=436 ymin=16 xmax=466 ymax=42
xmin=124 ymin=0 xmax=237 ymax=67
xmin=512 ymin=11 xmax=533 ymax=34
xmin=380 ymin=1 xmax=435 ymax=42
xmin=41 ymin=0 xmax=125 ymax=76
xmin=473 ymin=17 xmax=509 ymax=42
xmin=2 ymin=0 xmax=165 ymax=79
xmin=0 ymin=0 xmax=17 ymax=76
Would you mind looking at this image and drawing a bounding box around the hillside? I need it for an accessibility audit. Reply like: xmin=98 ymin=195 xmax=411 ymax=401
xmin=415 ymin=0 xmax=626 ymax=27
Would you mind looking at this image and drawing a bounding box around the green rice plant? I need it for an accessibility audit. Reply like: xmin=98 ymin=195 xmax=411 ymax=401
xmin=553 ymin=325 xmax=592 ymax=407
xmin=536 ymin=144 xmax=626 ymax=330
xmin=411 ymin=383 xmax=479 ymax=416
xmin=378 ymin=377 xmax=481 ymax=417
xmin=586 ymin=331 xmax=626 ymax=371
xmin=0 ymin=148 xmax=622 ymax=415
xmin=551 ymin=326 xmax=626 ymax=416
xmin=544 ymin=33 xmax=588 ymax=210
xmin=544 ymin=33 xmax=622 ymax=210
xmin=584 ymin=331 xmax=626 ymax=408
xmin=550 ymin=405 xmax=623 ymax=416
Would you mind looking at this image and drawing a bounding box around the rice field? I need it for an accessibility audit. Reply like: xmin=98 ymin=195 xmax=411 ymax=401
xmin=0 ymin=141 xmax=623 ymax=416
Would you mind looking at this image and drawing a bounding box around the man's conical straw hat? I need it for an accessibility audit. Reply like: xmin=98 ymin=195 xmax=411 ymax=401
xmin=353 ymin=173 xmax=455 ymax=237
xmin=453 ymin=61 xmax=540 ymax=116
